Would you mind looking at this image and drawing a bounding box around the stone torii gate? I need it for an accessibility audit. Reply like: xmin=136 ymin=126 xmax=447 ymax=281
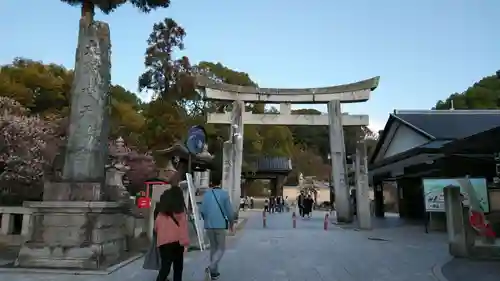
xmin=197 ymin=76 xmax=379 ymax=223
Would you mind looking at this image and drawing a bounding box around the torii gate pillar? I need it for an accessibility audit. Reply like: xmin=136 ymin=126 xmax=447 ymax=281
xmin=328 ymin=100 xmax=351 ymax=222
xmin=221 ymin=101 xmax=244 ymax=219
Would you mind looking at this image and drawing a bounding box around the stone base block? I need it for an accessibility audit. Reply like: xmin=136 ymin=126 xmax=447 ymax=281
xmin=429 ymin=212 xmax=447 ymax=232
xmin=17 ymin=240 xmax=125 ymax=269
xmin=43 ymin=181 xmax=103 ymax=201
xmin=469 ymin=238 xmax=500 ymax=259
xmin=17 ymin=201 xmax=127 ymax=270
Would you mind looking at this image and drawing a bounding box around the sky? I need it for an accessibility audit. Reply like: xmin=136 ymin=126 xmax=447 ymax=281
xmin=1 ymin=0 xmax=499 ymax=132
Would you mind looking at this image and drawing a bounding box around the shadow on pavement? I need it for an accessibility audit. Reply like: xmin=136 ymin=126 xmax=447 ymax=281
xmin=441 ymin=258 xmax=500 ymax=281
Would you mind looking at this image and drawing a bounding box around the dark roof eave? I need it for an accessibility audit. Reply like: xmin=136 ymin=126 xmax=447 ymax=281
xmin=369 ymin=114 xmax=437 ymax=164
xmin=443 ymin=126 xmax=500 ymax=155
xmin=369 ymin=146 xmax=440 ymax=171
xmin=368 ymin=115 xmax=396 ymax=164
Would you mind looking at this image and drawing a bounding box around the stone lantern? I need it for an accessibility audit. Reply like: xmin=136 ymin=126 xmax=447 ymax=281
xmin=194 ymin=144 xmax=214 ymax=188
xmin=105 ymin=136 xmax=131 ymax=203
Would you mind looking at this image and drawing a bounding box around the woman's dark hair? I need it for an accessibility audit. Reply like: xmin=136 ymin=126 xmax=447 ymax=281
xmin=211 ymin=174 xmax=222 ymax=186
xmin=155 ymin=185 xmax=185 ymax=216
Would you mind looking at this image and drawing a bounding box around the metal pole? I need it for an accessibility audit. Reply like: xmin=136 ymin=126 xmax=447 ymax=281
xmin=232 ymin=133 xmax=237 ymax=214
xmin=328 ymin=154 xmax=333 ymax=208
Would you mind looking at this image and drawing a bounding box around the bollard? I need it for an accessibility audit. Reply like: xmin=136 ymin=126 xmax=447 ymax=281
xmin=324 ymin=213 xmax=329 ymax=231
xmin=262 ymin=210 xmax=267 ymax=228
xmin=292 ymin=212 xmax=296 ymax=228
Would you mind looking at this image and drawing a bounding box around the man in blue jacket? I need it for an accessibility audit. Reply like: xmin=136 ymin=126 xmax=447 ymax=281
xmin=200 ymin=177 xmax=234 ymax=280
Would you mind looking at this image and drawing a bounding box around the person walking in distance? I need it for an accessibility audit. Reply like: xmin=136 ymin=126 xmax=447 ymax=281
xmin=284 ymin=196 xmax=290 ymax=212
xmin=297 ymin=191 xmax=306 ymax=217
xmin=200 ymin=177 xmax=234 ymax=280
xmin=304 ymin=194 xmax=314 ymax=218
xmin=154 ymin=175 xmax=190 ymax=281
xmin=239 ymin=196 xmax=246 ymax=211
xmin=276 ymin=196 xmax=282 ymax=212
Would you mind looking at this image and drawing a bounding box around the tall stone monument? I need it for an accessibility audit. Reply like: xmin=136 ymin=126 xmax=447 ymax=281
xmin=17 ymin=19 xmax=127 ymax=269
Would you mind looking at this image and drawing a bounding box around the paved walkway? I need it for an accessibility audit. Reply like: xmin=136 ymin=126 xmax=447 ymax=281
xmin=441 ymin=258 xmax=500 ymax=281
xmin=3 ymin=210 xmax=455 ymax=281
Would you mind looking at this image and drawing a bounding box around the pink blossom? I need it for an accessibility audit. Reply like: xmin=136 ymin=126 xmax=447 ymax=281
xmin=0 ymin=97 xmax=55 ymax=184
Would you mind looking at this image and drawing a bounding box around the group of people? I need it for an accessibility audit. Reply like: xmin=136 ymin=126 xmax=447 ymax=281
xmin=152 ymin=170 xmax=317 ymax=281
xmin=264 ymin=195 xmax=289 ymax=213
xmin=151 ymin=167 xmax=234 ymax=281
xmin=297 ymin=191 xmax=315 ymax=218
xmin=239 ymin=196 xmax=254 ymax=210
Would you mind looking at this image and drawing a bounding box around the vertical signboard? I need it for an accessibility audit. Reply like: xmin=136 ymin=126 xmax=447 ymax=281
xmin=222 ymin=142 xmax=233 ymax=206
xmin=147 ymin=182 xmax=170 ymax=240
xmin=423 ymin=178 xmax=489 ymax=212
xmin=186 ymin=173 xmax=205 ymax=251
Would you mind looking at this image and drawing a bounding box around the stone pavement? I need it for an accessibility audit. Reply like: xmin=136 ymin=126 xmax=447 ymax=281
xmin=1 ymin=209 xmax=453 ymax=281
xmin=440 ymin=258 xmax=500 ymax=281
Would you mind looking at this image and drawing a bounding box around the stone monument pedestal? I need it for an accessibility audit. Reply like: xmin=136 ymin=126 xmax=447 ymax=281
xmin=42 ymin=181 xmax=103 ymax=201
xmin=17 ymin=201 xmax=127 ymax=269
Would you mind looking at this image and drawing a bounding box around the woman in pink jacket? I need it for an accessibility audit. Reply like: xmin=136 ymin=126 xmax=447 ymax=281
xmin=154 ymin=185 xmax=190 ymax=281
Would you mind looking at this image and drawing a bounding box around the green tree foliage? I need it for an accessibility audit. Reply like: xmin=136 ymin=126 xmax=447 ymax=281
xmin=60 ymin=0 xmax=171 ymax=19
xmin=191 ymin=62 xmax=297 ymax=174
xmin=190 ymin=61 xmax=262 ymax=171
xmin=138 ymin=18 xmax=191 ymax=101
xmin=289 ymin=109 xmax=329 ymax=157
xmin=0 ymin=55 xmax=377 ymax=194
xmin=1 ymin=7 xmax=386 ymax=199
xmin=138 ymin=18 xmax=192 ymax=150
xmin=0 ymin=58 xmax=145 ymax=146
xmin=196 ymin=62 xmax=256 ymax=87
xmin=286 ymin=144 xmax=330 ymax=185
xmin=0 ymin=58 xmax=72 ymax=116
xmin=259 ymin=106 xmax=294 ymax=157
xmin=434 ymin=74 xmax=500 ymax=109
xmin=289 ymin=108 xmax=375 ymax=159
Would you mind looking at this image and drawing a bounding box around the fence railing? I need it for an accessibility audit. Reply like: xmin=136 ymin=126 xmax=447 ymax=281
xmin=0 ymin=206 xmax=34 ymax=237
xmin=0 ymin=206 xmax=146 ymax=247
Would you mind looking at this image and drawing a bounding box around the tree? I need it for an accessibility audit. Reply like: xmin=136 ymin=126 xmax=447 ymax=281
xmin=195 ymin=62 xmax=257 ymax=87
xmin=142 ymin=99 xmax=188 ymax=150
xmin=0 ymin=97 xmax=56 ymax=186
xmin=286 ymin=144 xmax=330 ymax=185
xmin=0 ymin=58 xmax=72 ymax=116
xmin=125 ymin=151 xmax=156 ymax=195
xmin=138 ymin=18 xmax=191 ymax=102
xmin=434 ymin=74 xmax=500 ymax=110
xmin=138 ymin=18 xmax=193 ymax=151
xmin=58 ymin=0 xmax=173 ymax=151
xmin=60 ymin=0 xmax=171 ymax=23
xmin=109 ymin=85 xmax=146 ymax=147
xmin=0 ymin=58 xmax=147 ymax=149
xmin=191 ymin=62 xmax=268 ymax=173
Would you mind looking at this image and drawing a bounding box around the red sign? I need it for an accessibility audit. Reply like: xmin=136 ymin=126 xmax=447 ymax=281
xmin=144 ymin=180 xmax=169 ymax=198
xmin=469 ymin=210 xmax=496 ymax=238
xmin=137 ymin=197 xmax=151 ymax=209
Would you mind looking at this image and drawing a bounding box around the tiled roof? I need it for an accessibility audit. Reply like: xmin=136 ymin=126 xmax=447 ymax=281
xmin=394 ymin=110 xmax=500 ymax=139
xmin=369 ymin=110 xmax=500 ymax=164
xmin=255 ymin=157 xmax=292 ymax=172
